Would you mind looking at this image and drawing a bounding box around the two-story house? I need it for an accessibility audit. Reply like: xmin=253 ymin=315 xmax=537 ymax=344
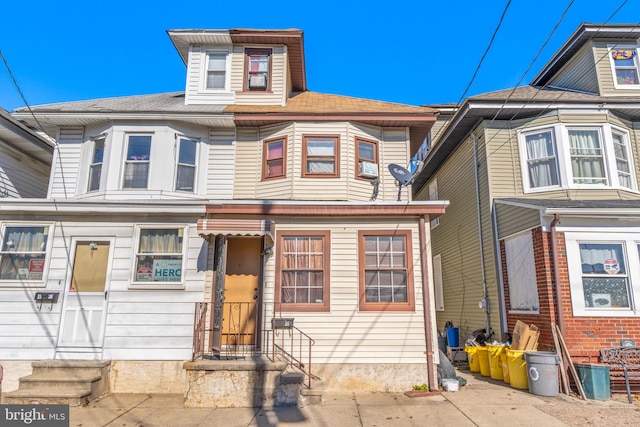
xmin=414 ymin=23 xmax=640 ymax=363
xmin=1 ymin=28 xmax=447 ymax=401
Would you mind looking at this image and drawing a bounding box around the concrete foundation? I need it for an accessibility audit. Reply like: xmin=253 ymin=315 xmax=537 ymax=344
xmin=312 ymin=363 xmax=430 ymax=392
xmin=109 ymin=360 xmax=185 ymax=394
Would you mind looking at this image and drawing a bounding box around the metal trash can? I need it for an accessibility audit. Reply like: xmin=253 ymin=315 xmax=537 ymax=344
xmin=524 ymin=351 xmax=561 ymax=397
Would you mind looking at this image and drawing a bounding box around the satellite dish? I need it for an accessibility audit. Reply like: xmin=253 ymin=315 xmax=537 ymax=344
xmin=388 ymin=163 xmax=415 ymax=201
xmin=388 ymin=164 xmax=413 ymax=186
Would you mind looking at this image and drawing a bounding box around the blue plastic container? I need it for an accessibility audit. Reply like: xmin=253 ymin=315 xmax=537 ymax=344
xmin=575 ymin=363 xmax=611 ymax=400
xmin=446 ymin=327 xmax=460 ymax=348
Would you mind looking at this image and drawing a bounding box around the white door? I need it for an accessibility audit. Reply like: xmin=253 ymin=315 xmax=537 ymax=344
xmin=58 ymin=240 xmax=111 ymax=352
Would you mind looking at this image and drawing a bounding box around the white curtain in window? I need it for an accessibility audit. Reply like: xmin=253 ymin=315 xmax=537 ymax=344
xmin=569 ymin=130 xmax=605 ymax=184
xmin=526 ymin=132 xmax=558 ymax=188
xmin=5 ymin=228 xmax=46 ymax=252
xmin=139 ymin=230 xmax=181 ymax=254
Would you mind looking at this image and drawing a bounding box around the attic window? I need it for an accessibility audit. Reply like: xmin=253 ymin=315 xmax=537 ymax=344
xmin=609 ymin=46 xmax=640 ymax=87
xmin=245 ymin=49 xmax=271 ymax=91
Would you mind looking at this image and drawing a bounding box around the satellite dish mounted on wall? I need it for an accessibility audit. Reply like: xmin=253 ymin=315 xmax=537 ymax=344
xmin=388 ymin=163 xmax=414 ymax=201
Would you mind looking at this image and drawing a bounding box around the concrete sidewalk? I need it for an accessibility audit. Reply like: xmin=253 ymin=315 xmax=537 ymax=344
xmin=67 ymin=370 xmax=640 ymax=427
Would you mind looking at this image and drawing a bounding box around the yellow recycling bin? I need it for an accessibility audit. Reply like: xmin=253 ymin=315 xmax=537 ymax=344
xmin=487 ymin=344 xmax=505 ymax=381
xmin=477 ymin=346 xmax=491 ymax=377
xmin=506 ymin=348 xmax=528 ymax=389
xmin=465 ymin=346 xmax=480 ymax=372
xmin=501 ymin=351 xmax=510 ymax=384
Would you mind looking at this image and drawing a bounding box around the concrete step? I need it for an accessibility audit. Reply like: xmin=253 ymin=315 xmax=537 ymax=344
xmin=31 ymin=359 xmax=110 ymax=377
xmin=3 ymin=389 xmax=92 ymax=407
xmin=16 ymin=372 xmax=101 ymax=392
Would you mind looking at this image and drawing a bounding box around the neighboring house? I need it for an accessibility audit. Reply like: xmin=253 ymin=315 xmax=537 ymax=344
xmin=2 ymin=28 xmax=447 ymax=395
xmin=0 ymin=108 xmax=53 ymax=198
xmin=413 ymin=23 xmax=640 ymax=363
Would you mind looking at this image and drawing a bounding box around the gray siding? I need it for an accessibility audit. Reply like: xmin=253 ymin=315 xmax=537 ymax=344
xmin=494 ymin=203 xmax=541 ymax=239
xmin=547 ymin=43 xmax=599 ymax=94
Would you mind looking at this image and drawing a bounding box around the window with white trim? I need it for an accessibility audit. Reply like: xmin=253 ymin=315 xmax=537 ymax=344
xmin=609 ymin=46 xmax=640 ymax=88
xmin=519 ymin=124 xmax=635 ymax=192
xmin=205 ymin=51 xmax=229 ymax=90
xmin=175 ymin=137 xmax=197 ymax=192
xmin=565 ymin=232 xmax=640 ymax=316
xmin=433 ymin=254 xmax=444 ymax=311
xmin=88 ymin=137 xmax=105 ymax=192
xmin=504 ymin=233 xmax=539 ymax=313
xmin=123 ymin=135 xmax=151 ymax=189
xmin=428 ymin=179 xmax=439 ymax=227
xmin=0 ymin=225 xmax=49 ymax=281
xmin=133 ymin=227 xmax=184 ymax=284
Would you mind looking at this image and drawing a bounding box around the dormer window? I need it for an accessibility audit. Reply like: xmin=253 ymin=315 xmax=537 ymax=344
xmin=245 ymin=49 xmax=271 ymax=91
xmin=609 ymin=46 xmax=640 ymax=88
xmin=205 ymin=51 xmax=229 ymax=90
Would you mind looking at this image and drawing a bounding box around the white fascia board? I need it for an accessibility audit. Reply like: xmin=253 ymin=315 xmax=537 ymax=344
xmin=0 ymin=199 xmax=207 ymax=214
xmin=12 ymin=112 xmax=235 ymax=124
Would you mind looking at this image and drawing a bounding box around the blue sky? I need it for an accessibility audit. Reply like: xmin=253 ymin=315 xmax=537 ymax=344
xmin=0 ymin=0 xmax=638 ymax=111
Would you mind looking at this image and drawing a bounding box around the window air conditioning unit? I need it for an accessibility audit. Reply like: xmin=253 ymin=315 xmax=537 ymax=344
xmin=249 ymin=74 xmax=267 ymax=89
xmin=359 ymin=161 xmax=379 ymax=178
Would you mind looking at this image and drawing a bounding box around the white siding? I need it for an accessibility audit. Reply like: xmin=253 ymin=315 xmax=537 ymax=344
xmin=49 ymin=128 xmax=83 ymax=199
xmin=184 ymin=45 xmax=236 ymax=105
xmin=0 ymin=218 xmax=206 ymax=360
xmin=0 ymin=143 xmax=49 ymax=198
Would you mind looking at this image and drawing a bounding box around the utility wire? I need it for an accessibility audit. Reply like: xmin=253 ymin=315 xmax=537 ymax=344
xmin=1 ymin=50 xmax=69 ymax=199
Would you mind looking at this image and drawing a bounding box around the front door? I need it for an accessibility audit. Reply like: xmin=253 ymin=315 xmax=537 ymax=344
xmin=222 ymin=238 xmax=262 ymax=346
xmin=58 ymin=240 xmax=111 ymax=354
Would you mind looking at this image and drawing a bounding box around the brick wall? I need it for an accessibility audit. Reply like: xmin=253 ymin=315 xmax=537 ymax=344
xmin=501 ymin=227 xmax=640 ymax=364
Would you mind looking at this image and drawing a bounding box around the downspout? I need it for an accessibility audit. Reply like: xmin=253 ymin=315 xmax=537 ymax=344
xmin=492 ymin=201 xmax=508 ymax=337
xmin=472 ymin=133 xmax=491 ymax=335
xmin=419 ymin=216 xmax=436 ymax=391
xmin=551 ymin=214 xmax=566 ymax=333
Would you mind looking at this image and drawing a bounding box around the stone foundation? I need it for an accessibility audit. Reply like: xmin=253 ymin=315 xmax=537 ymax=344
xmin=109 ymin=360 xmax=185 ymax=394
xmin=311 ymin=363 xmax=430 ymax=392
xmin=183 ymin=358 xmax=299 ymax=408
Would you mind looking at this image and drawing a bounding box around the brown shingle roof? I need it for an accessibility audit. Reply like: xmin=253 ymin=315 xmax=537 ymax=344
xmin=224 ymin=91 xmax=438 ymax=114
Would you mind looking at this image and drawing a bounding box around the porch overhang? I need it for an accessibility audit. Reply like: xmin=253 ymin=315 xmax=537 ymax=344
xmin=197 ymin=218 xmax=274 ymax=242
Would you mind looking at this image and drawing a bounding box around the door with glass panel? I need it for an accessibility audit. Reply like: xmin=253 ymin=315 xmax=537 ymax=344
xmin=58 ymin=240 xmax=111 ymax=351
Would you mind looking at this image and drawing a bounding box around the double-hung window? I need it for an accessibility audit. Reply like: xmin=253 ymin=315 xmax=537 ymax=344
xmin=134 ymin=228 xmax=184 ymax=284
xmin=609 ymin=46 xmax=640 ymax=88
xmin=0 ymin=225 xmax=49 ymax=281
xmin=276 ymin=231 xmax=330 ymax=312
xmin=358 ymin=230 xmax=415 ymax=311
xmin=520 ymin=124 xmax=635 ymax=192
xmin=524 ymin=130 xmax=559 ymax=189
xmin=569 ymin=128 xmax=606 ymax=185
xmin=564 ymin=232 xmax=640 ymax=316
xmin=205 ymin=51 xmax=229 ymax=90
xmin=176 ymin=137 xmax=197 ymax=192
xmin=356 ymin=138 xmax=378 ymax=179
xmin=302 ymin=135 xmax=339 ymax=177
xmin=123 ymin=135 xmax=151 ymax=189
xmin=245 ymin=49 xmax=271 ymax=91
xmin=88 ymin=137 xmax=105 ymax=192
xmin=263 ymin=137 xmax=286 ymax=180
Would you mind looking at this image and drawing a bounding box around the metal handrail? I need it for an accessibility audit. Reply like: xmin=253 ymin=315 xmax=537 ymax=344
xmin=191 ymin=302 xmax=317 ymax=388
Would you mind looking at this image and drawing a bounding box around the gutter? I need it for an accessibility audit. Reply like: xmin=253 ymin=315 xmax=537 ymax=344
xmin=419 ymin=216 xmax=436 ymax=390
xmin=551 ymin=214 xmax=566 ymax=333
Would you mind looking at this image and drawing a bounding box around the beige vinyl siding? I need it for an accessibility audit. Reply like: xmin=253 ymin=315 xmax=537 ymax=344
xmin=424 ymin=133 xmax=493 ymax=335
xmin=494 ymin=203 xmax=541 ymax=239
xmin=430 ymin=116 xmax=453 ymax=147
xmin=546 ymin=43 xmax=599 ymax=93
xmin=267 ymin=218 xmax=427 ymax=364
xmin=49 ymin=128 xmax=82 ymax=199
xmin=206 ymin=128 xmax=235 ymax=199
xmin=0 ymin=144 xmax=49 ymax=198
xmin=594 ymin=40 xmax=640 ymax=97
xmin=233 ymin=122 xmax=411 ymax=202
xmin=233 ymin=46 xmax=286 ymax=106
xmin=184 ymin=45 xmax=235 ymax=105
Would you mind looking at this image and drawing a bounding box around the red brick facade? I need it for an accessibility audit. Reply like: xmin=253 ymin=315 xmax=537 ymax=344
xmin=501 ymin=227 xmax=640 ymax=364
